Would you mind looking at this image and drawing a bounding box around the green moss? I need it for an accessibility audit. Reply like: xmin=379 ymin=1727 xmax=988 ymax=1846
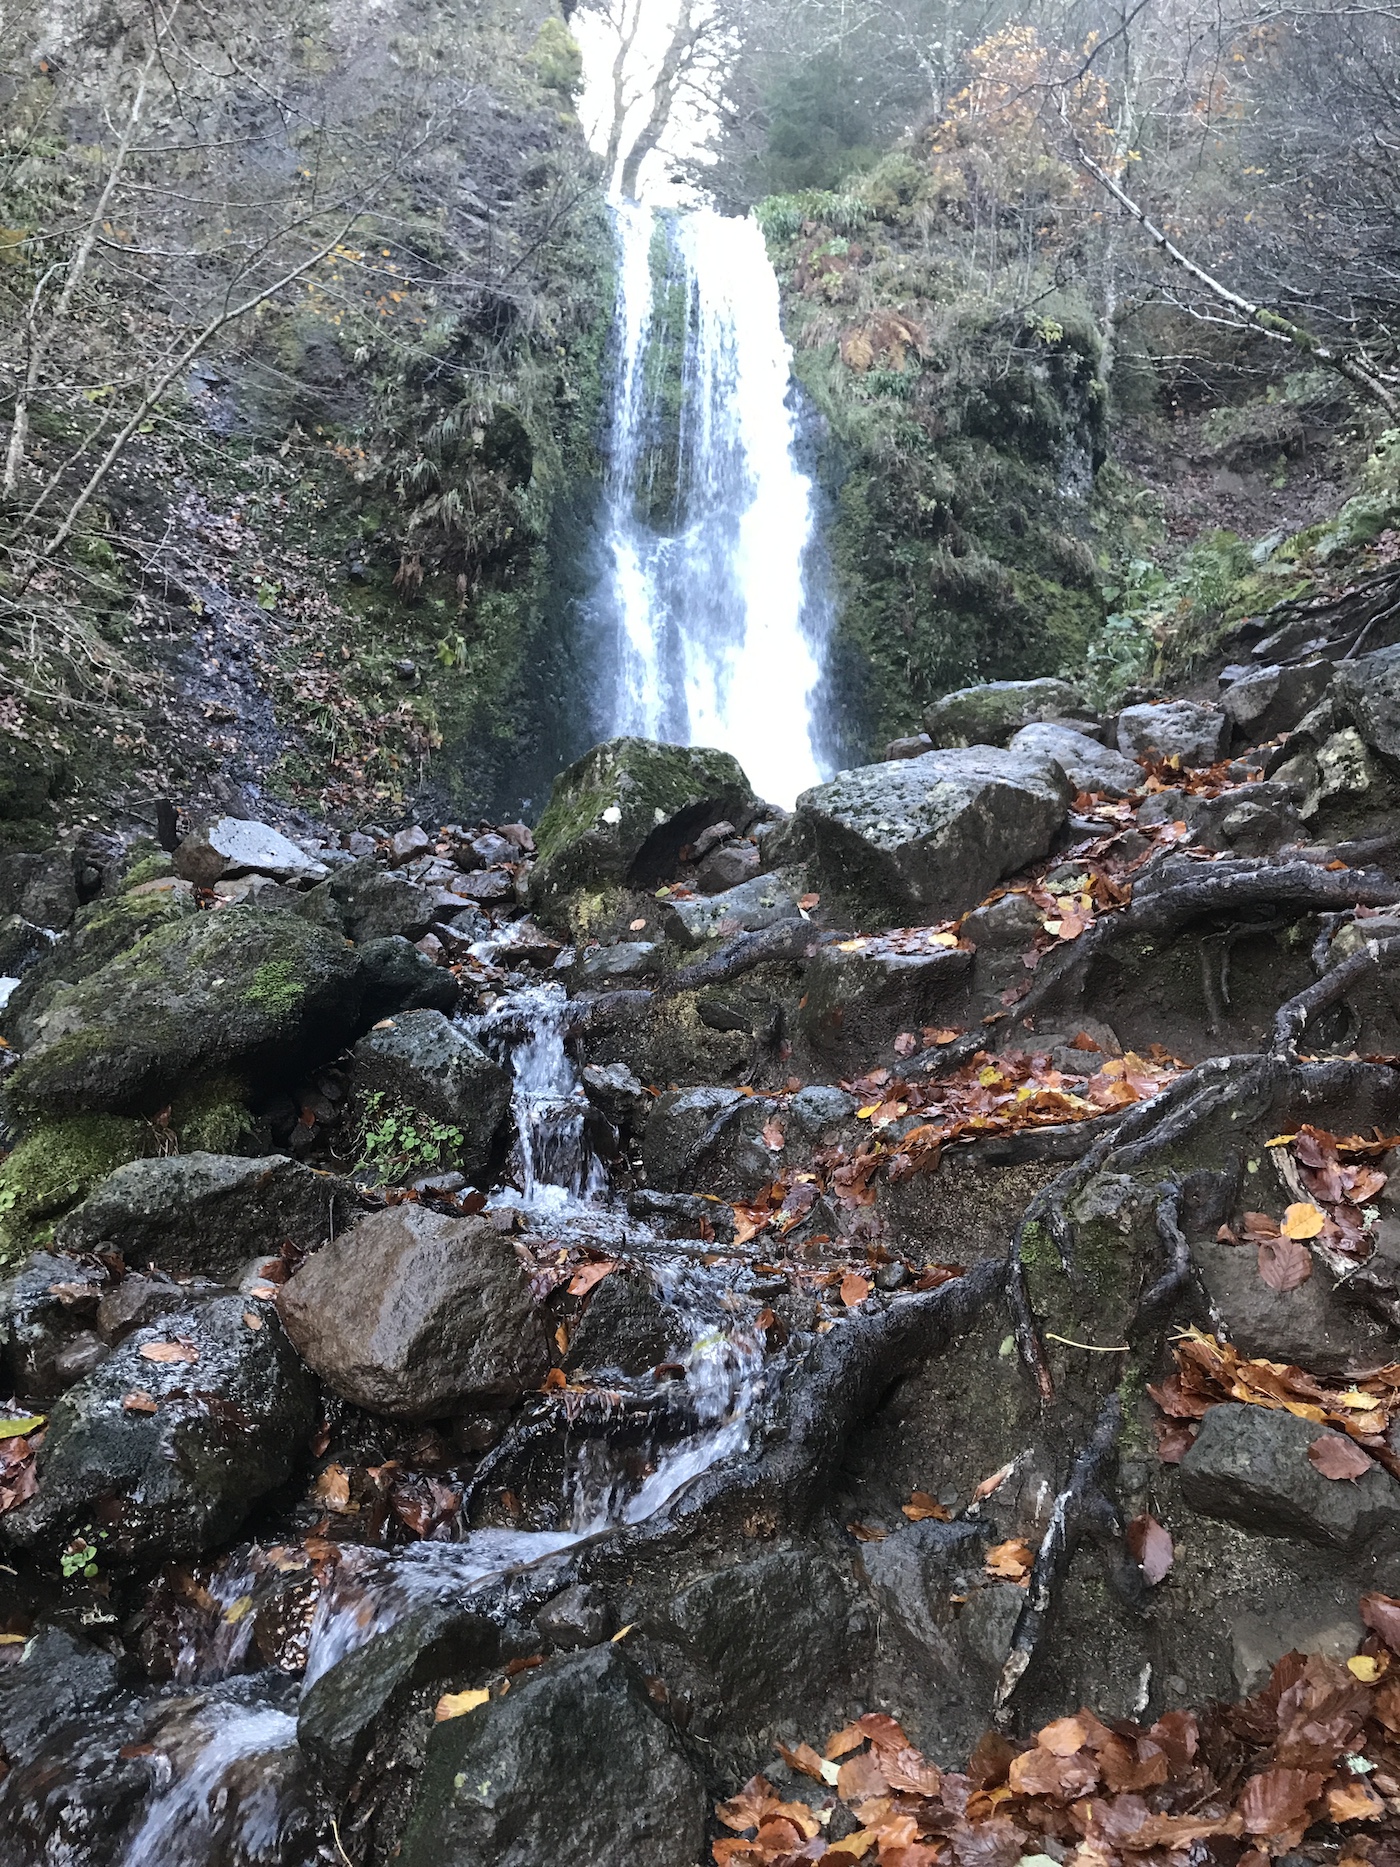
xmin=0 ymin=1114 xmax=151 ymax=1266
xmin=244 ymin=958 xmax=305 ymax=1016
xmin=169 ymin=1074 xmax=254 ymax=1154
xmin=122 ymin=851 xmax=175 ymax=890
xmin=529 ymin=18 xmax=583 ymax=95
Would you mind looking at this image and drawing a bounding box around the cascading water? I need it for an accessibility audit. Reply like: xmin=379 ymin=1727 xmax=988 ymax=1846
xmin=596 ymin=201 xmax=832 ymax=808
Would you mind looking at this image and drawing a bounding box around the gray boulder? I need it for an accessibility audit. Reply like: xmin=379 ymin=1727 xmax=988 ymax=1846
xmin=1191 ymin=1233 xmax=1394 ymax=1375
xmin=398 ymin=1645 xmax=706 ymax=1867
xmin=1332 ymin=643 xmax=1400 ymax=766
xmin=1116 ymin=701 xmax=1230 ymax=768
xmin=330 ymin=860 xmax=435 ymax=943
xmin=351 ymin=1011 xmax=509 ymax=1183
xmin=358 ymin=935 xmax=460 ymax=1023
xmin=278 ymin=1205 xmax=548 ymax=1419
xmin=1180 ymin=1402 xmax=1400 ymax=1550
xmin=173 ymin=818 xmax=328 ymax=887
xmin=529 ymin=737 xmax=756 ymax=924
xmin=5 ymin=907 xmax=364 ymax=1118
xmin=799 ymin=935 xmax=971 ymax=1061
xmin=658 ymin=874 xmax=800 ymax=949
xmin=2 ymin=1250 xmax=108 ymax=1398
xmin=571 ymin=941 xmax=663 ymax=985
xmin=1220 ymin=660 xmax=1334 ymax=743
xmin=0 ymin=1297 xmax=316 ymax=1561
xmin=1009 ymin=722 xmax=1143 ymax=800
xmin=923 ymin=678 xmax=1087 ymax=749
xmin=564 ymin=1267 xmax=683 ymax=1378
xmin=695 ymin=839 xmax=760 ymax=894
xmin=641 ymin=1085 xmax=744 ymax=1192
xmin=794 ymin=747 xmax=1072 ymax=922
xmin=55 ymin=1153 xmax=357 ymax=1283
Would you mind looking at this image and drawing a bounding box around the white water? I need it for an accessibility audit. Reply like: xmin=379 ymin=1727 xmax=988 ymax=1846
xmin=117 ymin=1703 xmax=301 ymax=1867
xmin=596 ymin=202 xmax=831 ymax=808
xmin=473 ymin=982 xmax=608 ymax=1216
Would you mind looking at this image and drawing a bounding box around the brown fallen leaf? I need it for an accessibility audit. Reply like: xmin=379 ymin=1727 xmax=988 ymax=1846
xmin=926 ymin=1027 xmax=961 ymax=1045
xmin=1326 ymin=1776 xmax=1385 ymax=1822
xmin=1361 ymin=1591 xmax=1400 ymax=1652
xmin=846 ymin=1521 xmax=888 ymax=1543
xmin=541 ymin=1367 xmax=567 ymax=1390
xmin=893 ymin=1032 xmax=919 ymax=1058
xmin=1238 ymin=1764 xmax=1326 ymax=1837
xmin=901 ymin=1491 xmax=950 ymax=1523
xmin=629 ymin=918 xmax=647 ymax=931
xmin=313 ymin=1465 xmax=352 ymax=1511
xmin=1308 ymin=1432 xmax=1375 ymax=1481
xmin=139 ymin=1338 xmax=198 ymax=1364
xmin=567 ymin=1260 xmax=618 ymax=1297
xmin=985 ymin=1538 xmax=1034 ymax=1581
xmin=121 ymin=1391 xmax=157 ymax=1414
xmin=972 ymin=1461 xmax=1013 ymax=1501
xmin=1282 ymin=1201 xmax=1326 ymax=1239
xmin=435 ymin=1687 xmax=490 ymax=1720
xmin=776 ymin=1740 xmax=828 ymax=1782
xmin=1126 ymin=1511 xmax=1175 ymax=1584
xmin=840 ymin=1272 xmax=871 ymax=1307
xmin=242 ymin=1311 xmax=263 ymax=1331
xmin=761 ymin=1120 xmax=785 ymax=1150
xmin=1258 ymin=1233 xmax=1312 ymax=1292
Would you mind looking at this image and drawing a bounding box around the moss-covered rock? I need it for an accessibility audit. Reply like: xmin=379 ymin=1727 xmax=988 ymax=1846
xmin=5 ymin=906 xmax=364 ymax=1120
xmin=923 ymin=678 xmax=1087 ymax=749
xmin=0 ymin=1114 xmax=152 ymax=1268
xmin=529 ymin=737 xmax=757 ymax=928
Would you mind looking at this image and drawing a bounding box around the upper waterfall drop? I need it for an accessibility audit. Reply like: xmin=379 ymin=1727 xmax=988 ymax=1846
xmin=595 ymin=201 xmax=832 ymax=809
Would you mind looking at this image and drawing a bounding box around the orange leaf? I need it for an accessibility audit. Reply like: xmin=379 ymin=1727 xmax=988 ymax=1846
xmin=121 ymin=1391 xmax=157 ymax=1414
xmin=139 ymin=1338 xmax=197 ymax=1364
xmin=567 ymin=1260 xmax=618 ymax=1297
xmin=1282 ymin=1201 xmax=1326 ymax=1239
xmin=901 ymin=1491 xmax=950 ymax=1522
xmin=985 ymin=1538 xmax=1034 ymax=1581
xmin=841 ymin=1272 xmax=871 ymax=1307
xmin=313 ymin=1465 xmax=352 ymax=1511
xmin=972 ymin=1461 xmax=1013 ymax=1501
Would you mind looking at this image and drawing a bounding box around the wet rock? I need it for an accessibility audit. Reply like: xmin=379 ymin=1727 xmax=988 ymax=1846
xmin=923 ymin=678 xmax=1086 ymax=749
xmin=572 ymin=941 xmax=663 ymax=984
xmin=56 ymin=1153 xmax=357 ymax=1283
xmin=695 ymin=839 xmax=760 ymax=894
xmin=1220 ymin=660 xmax=1334 ymax=742
xmin=358 ymin=935 xmax=461 ymax=1022
xmin=351 ymin=1011 xmax=509 ymax=1183
xmin=794 ymin=748 xmax=1072 ymax=923
xmin=641 ymin=1085 xmax=744 ymax=1192
xmin=659 ymin=874 xmax=800 ymax=948
xmin=1191 ymin=1233 xmax=1393 ymax=1373
xmin=799 ymin=937 xmax=972 ymax=1060
xmin=398 ymin=1644 xmax=706 ymax=1867
xmin=96 ymin=1272 xmax=220 ymax=1345
xmin=1 ymin=1249 xmax=107 ymax=1397
xmin=1331 ymin=643 xmax=1400 ymax=765
xmin=1008 ymin=722 xmax=1143 ymax=799
xmin=0 ymin=1626 xmax=129 ymax=1761
xmin=278 ymin=1205 xmax=548 ymax=1419
xmin=173 ymin=818 xmax=329 ymax=888
xmin=581 ymin=1061 xmax=653 ymax=1132
xmin=329 ymin=860 xmax=434 ymax=943
xmin=299 ymin=1598 xmax=498 ymax=1791
xmin=0 ymin=1297 xmax=316 ymax=1561
xmin=529 ymin=737 xmax=756 ymax=926
xmin=536 ymin=1583 xmax=612 ymax=1649
xmin=6 ymin=907 xmax=364 ymax=1119
xmin=1116 ymin=700 xmax=1230 ymax=768
xmin=786 ymin=1085 xmax=858 ymax=1139
xmin=885 ymin=733 xmax=934 ymax=761
xmin=0 ymin=913 xmax=49 ymax=978
xmin=858 ymin=1519 xmax=988 ymax=1653
xmin=52 ymin=1331 xmax=109 ymax=1382
xmin=0 ymin=845 xmax=80 ymax=932
xmin=963 ymin=890 xmax=1045 ymax=998
xmin=1180 ymin=1402 xmax=1400 ymax=1550
xmin=437 ymin=906 xmax=494 ymax=958
xmin=564 ymin=1266 xmax=682 ymax=1377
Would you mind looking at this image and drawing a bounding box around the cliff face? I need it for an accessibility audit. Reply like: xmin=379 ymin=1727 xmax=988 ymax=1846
xmin=0 ymin=0 xmax=615 ymax=844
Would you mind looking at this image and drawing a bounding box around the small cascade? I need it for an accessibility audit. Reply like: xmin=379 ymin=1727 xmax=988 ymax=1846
xmin=595 ymin=202 xmax=832 ymax=807
xmin=471 ymin=981 xmax=608 ymax=1213
xmin=116 ymin=1700 xmax=306 ymax=1867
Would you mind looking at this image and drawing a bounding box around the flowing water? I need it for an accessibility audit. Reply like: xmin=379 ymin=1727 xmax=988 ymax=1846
xmin=595 ymin=201 xmax=832 ymax=808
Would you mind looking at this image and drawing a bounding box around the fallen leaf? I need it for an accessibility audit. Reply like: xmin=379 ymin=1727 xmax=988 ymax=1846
xmin=777 ymin=1740 xmax=828 ymax=1781
xmin=1361 ymin=1591 xmax=1400 ymax=1652
xmin=313 ymin=1465 xmax=352 ymax=1511
xmin=761 ymin=1120 xmax=786 ymax=1150
xmin=1282 ymin=1201 xmax=1326 ymax=1239
xmin=798 ymin=894 xmax=820 ymax=911
xmin=840 ymin=1272 xmax=871 ymax=1307
xmin=1258 ymin=1233 xmax=1313 ymax=1291
xmin=0 ymin=1633 xmax=27 ymax=1646
xmin=1326 ymin=1777 xmax=1384 ymax=1821
xmin=1238 ymin=1765 xmax=1326 ymax=1836
xmin=610 ymin=1623 xmax=635 ymax=1641
xmin=222 ymin=1595 xmax=253 ymax=1624
xmin=139 ymin=1338 xmax=198 ymax=1364
xmin=242 ymin=1311 xmax=263 ymax=1331
xmin=1348 ymin=1655 xmax=1383 ymax=1682
xmin=554 ymin=1323 xmax=568 ymax=1354
xmin=121 ymin=1391 xmax=157 ymax=1414
xmin=435 ymin=1687 xmax=490 ymax=1720
xmin=893 ymin=1032 xmax=919 ymax=1058
xmin=847 ymin=1521 xmax=888 ymax=1543
xmin=567 ymin=1260 xmax=618 ymax=1297
xmin=0 ymin=1415 xmax=44 ymax=1440
xmin=541 ymin=1367 xmax=567 ymax=1390
xmin=972 ymin=1461 xmax=1013 ymax=1501
xmin=901 ymin=1491 xmax=950 ymax=1523
xmin=1126 ymin=1512 xmax=1174 ymax=1584
xmin=928 ymin=1027 xmax=961 ymax=1045
xmin=1308 ymin=1433 xmax=1375 ymax=1481
xmin=629 ymin=918 xmax=647 ymax=931
xmin=985 ymin=1538 xmax=1034 ymax=1581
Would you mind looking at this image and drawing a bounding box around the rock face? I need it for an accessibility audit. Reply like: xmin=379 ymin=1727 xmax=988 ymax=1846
xmin=923 ymin=678 xmax=1086 ymax=749
xmin=173 ymin=817 xmax=329 ymax=887
xmin=1008 ymin=722 xmax=1143 ymax=799
xmin=794 ymin=747 xmax=1072 ymax=921
xmin=1116 ymin=701 xmax=1230 ymax=768
xmin=277 ymin=1205 xmax=548 ymax=1419
xmin=658 ymin=874 xmax=800 ymax=948
xmin=528 ymin=737 xmax=756 ymax=923
xmin=1332 ymin=643 xmax=1400 ymax=765
xmin=330 ymin=862 xmax=434 ymax=943
xmin=5 ymin=907 xmax=363 ymax=1117
xmin=799 ymin=937 xmax=971 ymax=1061
xmin=350 ymin=1011 xmax=510 ymax=1184
xmin=398 ymin=1645 xmax=707 ymax=1867
xmin=55 ymin=1153 xmax=356 ymax=1282
xmin=1180 ymin=1403 xmax=1400 ymax=1550
xmin=1220 ymin=661 xmax=1334 ymax=741
xmin=0 ymin=1297 xmax=315 ymax=1561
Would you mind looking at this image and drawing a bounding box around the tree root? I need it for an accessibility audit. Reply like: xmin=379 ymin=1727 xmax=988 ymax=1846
xmin=1130 ymin=1183 xmax=1196 ymax=1340
xmin=994 ymin=1391 xmax=1127 ymax=1728
xmin=1274 ymin=934 xmax=1400 ymax=1056
xmin=665 ymin=918 xmax=846 ymax=994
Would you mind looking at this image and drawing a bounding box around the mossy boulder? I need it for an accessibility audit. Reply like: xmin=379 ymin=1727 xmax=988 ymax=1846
xmin=0 ymin=1115 xmax=152 ymax=1269
xmin=5 ymin=906 xmax=364 ymax=1120
xmin=923 ymin=678 xmax=1087 ymax=749
xmin=529 ymin=738 xmax=757 ymax=928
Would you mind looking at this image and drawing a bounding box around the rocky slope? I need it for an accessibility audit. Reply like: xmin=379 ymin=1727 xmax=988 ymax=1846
xmin=5 ymin=570 xmax=1400 ymax=1862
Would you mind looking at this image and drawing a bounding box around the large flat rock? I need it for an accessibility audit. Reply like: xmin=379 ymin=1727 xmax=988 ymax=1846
xmin=794 ymin=746 xmax=1072 ymax=921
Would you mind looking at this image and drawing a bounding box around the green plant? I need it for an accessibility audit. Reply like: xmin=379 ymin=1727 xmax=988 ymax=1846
xmin=61 ymin=1526 xmax=107 ymax=1580
xmin=355 ymin=1091 xmax=464 ymax=1181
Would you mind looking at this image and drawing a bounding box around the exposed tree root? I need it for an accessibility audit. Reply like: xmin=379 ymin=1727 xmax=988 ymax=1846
xmin=666 ymin=919 xmax=846 ymax=994
xmin=1130 ymin=1184 xmax=1196 ymax=1341
xmin=1273 ymin=933 xmax=1400 ymax=1055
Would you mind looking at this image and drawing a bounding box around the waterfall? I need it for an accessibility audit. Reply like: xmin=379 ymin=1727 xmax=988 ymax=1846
xmin=596 ymin=201 xmax=831 ymax=808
